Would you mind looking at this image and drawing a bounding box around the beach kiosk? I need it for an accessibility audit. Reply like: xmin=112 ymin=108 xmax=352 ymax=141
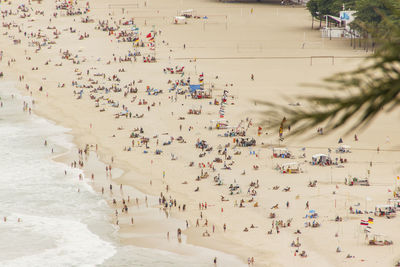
xmin=273 ymin=148 xmax=292 ymax=159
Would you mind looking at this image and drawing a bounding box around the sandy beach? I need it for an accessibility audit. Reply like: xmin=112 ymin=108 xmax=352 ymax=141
xmin=1 ymin=0 xmax=400 ymax=266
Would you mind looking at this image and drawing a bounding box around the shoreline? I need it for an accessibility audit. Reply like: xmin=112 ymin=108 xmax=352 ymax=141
xmin=0 ymin=80 xmax=245 ymax=265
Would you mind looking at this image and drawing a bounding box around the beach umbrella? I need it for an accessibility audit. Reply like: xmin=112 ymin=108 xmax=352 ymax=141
xmin=309 ymin=209 xmax=315 ymax=213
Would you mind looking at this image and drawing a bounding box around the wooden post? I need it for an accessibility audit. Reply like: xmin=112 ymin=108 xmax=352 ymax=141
xmin=350 ymin=31 xmax=353 ymax=47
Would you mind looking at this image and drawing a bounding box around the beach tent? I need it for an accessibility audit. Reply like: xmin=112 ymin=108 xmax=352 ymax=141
xmin=273 ymin=148 xmax=291 ymax=158
xmin=189 ymin=84 xmax=203 ymax=92
xmin=174 ymin=16 xmax=187 ymax=24
xmin=311 ymin=153 xmax=329 ymax=165
xmin=374 ymin=204 xmax=396 ymax=217
xmin=388 ymin=199 xmax=400 ymax=210
xmin=180 ymin=9 xmax=194 ymax=17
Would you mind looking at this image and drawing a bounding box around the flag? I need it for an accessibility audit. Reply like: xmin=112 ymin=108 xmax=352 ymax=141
xmin=146 ymin=33 xmax=152 ymax=38
xmin=360 ymin=220 xmax=368 ymax=226
xmin=368 ymin=217 xmax=374 ymax=224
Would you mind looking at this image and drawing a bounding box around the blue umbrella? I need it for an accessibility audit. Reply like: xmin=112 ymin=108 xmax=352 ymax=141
xmin=309 ymin=210 xmax=315 ymax=213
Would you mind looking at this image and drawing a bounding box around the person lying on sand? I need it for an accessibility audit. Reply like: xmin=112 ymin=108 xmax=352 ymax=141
xmin=202 ymin=230 xmax=210 ymax=237
xmin=271 ymin=204 xmax=279 ymax=209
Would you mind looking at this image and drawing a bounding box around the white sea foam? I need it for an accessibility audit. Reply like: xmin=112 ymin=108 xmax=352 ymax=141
xmin=0 ymin=83 xmax=116 ymax=266
xmin=1 ymin=214 xmax=115 ymax=267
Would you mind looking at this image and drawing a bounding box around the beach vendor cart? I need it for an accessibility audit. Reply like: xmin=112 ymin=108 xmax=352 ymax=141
xmin=374 ymin=204 xmax=396 ymax=218
xmin=279 ymin=162 xmax=302 ymax=174
xmin=273 ymin=148 xmax=292 ymax=159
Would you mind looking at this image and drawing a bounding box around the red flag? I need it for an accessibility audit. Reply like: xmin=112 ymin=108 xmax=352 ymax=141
xmin=146 ymin=33 xmax=152 ymax=38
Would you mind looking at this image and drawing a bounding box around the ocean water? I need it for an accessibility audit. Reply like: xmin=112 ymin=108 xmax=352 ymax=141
xmin=0 ymin=81 xmax=116 ymax=266
xmin=0 ymin=82 xmax=244 ymax=267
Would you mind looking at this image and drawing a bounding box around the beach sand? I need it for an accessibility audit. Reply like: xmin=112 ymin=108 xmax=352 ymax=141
xmin=1 ymin=0 xmax=400 ymax=266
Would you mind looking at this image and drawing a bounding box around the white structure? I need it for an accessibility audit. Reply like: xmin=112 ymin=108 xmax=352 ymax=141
xmin=321 ymin=10 xmax=358 ymax=38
